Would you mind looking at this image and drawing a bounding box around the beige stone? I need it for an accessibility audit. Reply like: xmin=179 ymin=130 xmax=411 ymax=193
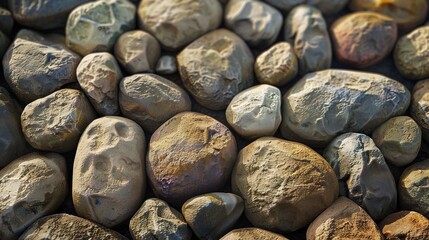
xmin=263 ymin=0 xmax=349 ymax=15
xmin=380 ymin=211 xmax=429 ymax=240
xmin=221 ymin=228 xmax=288 ymax=240
xmin=411 ymin=79 xmax=429 ymax=142
xmin=156 ymin=55 xmax=178 ymax=75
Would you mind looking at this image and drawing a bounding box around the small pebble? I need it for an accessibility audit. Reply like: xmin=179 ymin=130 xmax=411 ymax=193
xmin=411 ymin=79 xmax=429 ymax=142
xmin=379 ymin=211 xmax=429 ymax=240
xmin=0 ymin=7 xmax=13 ymax=35
xmin=263 ymin=0 xmax=349 ymax=15
xmin=221 ymin=228 xmax=289 ymax=240
xmin=156 ymin=55 xmax=178 ymax=75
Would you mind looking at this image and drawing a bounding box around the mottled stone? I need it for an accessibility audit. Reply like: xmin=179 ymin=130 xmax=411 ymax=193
xmin=380 ymin=211 xmax=429 ymax=240
xmin=138 ymin=0 xmax=223 ymax=50
xmin=130 ymin=198 xmax=192 ymax=240
xmin=254 ymin=42 xmax=298 ymax=87
xmin=232 ymin=137 xmax=338 ymax=232
xmin=119 ymin=74 xmax=192 ymax=133
xmin=226 ymin=84 xmax=281 ymax=139
xmin=281 ymin=70 xmax=411 ymax=147
xmin=114 ymin=30 xmax=161 ymax=74
xmin=182 ymin=193 xmax=244 ymax=240
xmin=307 ymin=197 xmax=383 ymax=240
xmin=77 ymin=52 xmax=122 ymax=116
xmin=147 ymin=112 xmax=237 ymax=206
xmin=285 ymin=5 xmax=332 ymax=75
xmin=2 ymin=29 xmax=81 ymax=103
xmin=412 ymin=80 xmax=429 ymax=142
xmin=156 ymin=55 xmax=178 ymax=75
xmin=372 ymin=116 xmax=421 ymax=167
xmin=0 ymin=7 xmax=13 ymax=35
xmin=66 ymin=0 xmax=136 ymax=56
xmin=177 ymin=29 xmax=254 ymax=110
xmin=0 ymin=153 xmax=67 ymax=240
xmin=263 ymin=0 xmax=349 ymax=15
xmin=21 ymin=89 xmax=97 ymax=153
xmin=221 ymin=228 xmax=288 ymax=240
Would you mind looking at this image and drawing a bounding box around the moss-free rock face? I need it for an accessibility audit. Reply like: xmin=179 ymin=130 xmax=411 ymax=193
xmin=220 ymin=228 xmax=289 ymax=240
xmin=232 ymin=137 xmax=338 ymax=233
xmin=411 ymin=79 xmax=429 ymax=142
xmin=379 ymin=211 xmax=429 ymax=240
xmin=66 ymin=0 xmax=136 ymax=56
xmin=263 ymin=0 xmax=348 ymax=15
xmin=0 ymin=153 xmax=67 ymax=240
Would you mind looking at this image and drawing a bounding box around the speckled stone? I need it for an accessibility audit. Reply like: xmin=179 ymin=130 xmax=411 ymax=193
xmin=156 ymin=55 xmax=178 ymax=75
xmin=411 ymin=80 xmax=429 ymax=142
xmin=263 ymin=0 xmax=349 ymax=15
xmin=221 ymin=228 xmax=289 ymax=240
xmin=0 ymin=7 xmax=13 ymax=35
xmin=379 ymin=211 xmax=429 ymax=240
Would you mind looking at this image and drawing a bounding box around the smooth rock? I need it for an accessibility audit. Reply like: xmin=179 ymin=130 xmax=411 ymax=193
xmin=77 ymin=52 xmax=122 ymax=116
xmin=129 ymin=198 xmax=192 ymax=240
xmin=156 ymin=55 xmax=178 ymax=75
xmin=232 ymin=137 xmax=338 ymax=232
xmin=263 ymin=0 xmax=349 ymax=15
xmin=220 ymin=228 xmax=288 ymax=240
xmin=19 ymin=214 xmax=127 ymax=240
xmin=379 ymin=211 xmax=429 ymax=240
xmin=66 ymin=0 xmax=136 ymax=56
xmin=372 ymin=116 xmax=421 ymax=167
xmin=0 ymin=30 xmax=9 ymax=60
xmin=281 ymin=69 xmax=411 ymax=147
xmin=119 ymin=74 xmax=192 ymax=133
xmin=147 ymin=112 xmax=237 ymax=206
xmin=226 ymin=84 xmax=281 ymax=139
xmin=254 ymin=42 xmax=298 ymax=87
xmin=225 ymin=0 xmax=283 ymax=47
xmin=2 ymin=29 xmax=81 ymax=103
xmin=73 ymin=116 xmax=146 ymax=227
xmin=114 ymin=30 xmax=161 ymax=74
xmin=0 ymin=152 xmax=67 ymax=240
xmin=285 ymin=5 xmax=332 ymax=75
xmin=177 ymin=29 xmax=254 ymax=110
xmin=138 ymin=0 xmax=223 ymax=50
xmin=0 ymin=7 xmax=13 ymax=35
xmin=21 ymin=89 xmax=97 ymax=153
xmin=182 ymin=193 xmax=244 ymax=240
xmin=307 ymin=197 xmax=383 ymax=240
xmin=411 ymin=80 xmax=429 ymax=142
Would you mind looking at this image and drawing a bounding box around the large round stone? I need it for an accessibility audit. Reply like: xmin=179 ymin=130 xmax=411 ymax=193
xmin=221 ymin=228 xmax=289 ymax=240
xmin=379 ymin=211 xmax=429 ymax=240
xmin=232 ymin=137 xmax=338 ymax=232
xmin=411 ymin=79 xmax=429 ymax=142
xmin=263 ymin=0 xmax=348 ymax=15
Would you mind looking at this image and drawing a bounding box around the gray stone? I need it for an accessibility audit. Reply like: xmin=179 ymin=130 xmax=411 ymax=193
xmin=156 ymin=55 xmax=178 ymax=75
xmin=263 ymin=0 xmax=348 ymax=15
xmin=0 ymin=7 xmax=13 ymax=35
xmin=221 ymin=228 xmax=289 ymax=240
xmin=411 ymin=79 xmax=429 ymax=142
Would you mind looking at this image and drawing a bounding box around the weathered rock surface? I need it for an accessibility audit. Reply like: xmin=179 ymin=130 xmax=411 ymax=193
xmin=411 ymin=80 xmax=429 ymax=142
xmin=379 ymin=211 xmax=429 ymax=240
xmin=263 ymin=0 xmax=349 ymax=15
xmin=0 ymin=153 xmax=67 ymax=240
xmin=0 ymin=7 xmax=13 ymax=35
xmin=177 ymin=29 xmax=254 ymax=110
xmin=281 ymin=70 xmax=410 ymax=147
xmin=156 ymin=55 xmax=178 ymax=75
xmin=220 ymin=228 xmax=289 ymax=240
xmin=232 ymin=137 xmax=338 ymax=232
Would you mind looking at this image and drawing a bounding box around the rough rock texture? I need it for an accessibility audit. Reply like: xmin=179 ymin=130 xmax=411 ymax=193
xmin=412 ymin=80 xmax=429 ymax=142
xmin=66 ymin=0 xmax=136 ymax=56
xmin=254 ymin=42 xmax=298 ymax=87
xmin=0 ymin=153 xmax=68 ymax=240
xmin=285 ymin=5 xmax=332 ymax=75
xmin=129 ymin=198 xmax=192 ymax=240
xmin=0 ymin=7 xmax=13 ymax=35
xmin=177 ymin=29 xmax=255 ymax=110
xmin=77 ymin=52 xmax=122 ymax=116
xmin=119 ymin=74 xmax=192 ymax=133
xmin=263 ymin=0 xmax=348 ymax=15
xmin=372 ymin=116 xmax=421 ymax=167
xmin=147 ymin=112 xmax=237 ymax=206
xmin=0 ymin=30 xmax=9 ymax=60
xmin=220 ymin=228 xmax=289 ymax=240
xmin=182 ymin=193 xmax=244 ymax=240
xmin=156 ymin=55 xmax=178 ymax=75
xmin=380 ymin=211 xmax=429 ymax=240
xmin=232 ymin=137 xmax=339 ymax=232
xmin=114 ymin=30 xmax=161 ymax=74
xmin=73 ymin=116 xmax=146 ymax=228
xmin=226 ymin=84 xmax=282 ymax=139
xmin=224 ymin=0 xmax=283 ymax=47
xmin=331 ymin=12 xmax=397 ymax=68
xmin=324 ymin=133 xmax=397 ymax=220
xmin=281 ymin=70 xmax=411 ymax=147
xmin=138 ymin=0 xmax=223 ymax=51
xmin=21 ymin=89 xmax=97 ymax=153
xmin=2 ymin=29 xmax=81 ymax=103
xmin=19 ymin=214 xmax=127 ymax=240
xmin=307 ymin=197 xmax=383 ymax=240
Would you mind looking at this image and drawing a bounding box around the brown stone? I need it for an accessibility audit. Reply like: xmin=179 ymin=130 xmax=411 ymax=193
xmin=379 ymin=211 xmax=429 ymax=240
xmin=221 ymin=228 xmax=288 ymax=240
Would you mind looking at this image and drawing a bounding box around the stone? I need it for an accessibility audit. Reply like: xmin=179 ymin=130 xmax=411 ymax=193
xmin=281 ymin=70 xmax=411 ymax=147
xmin=349 ymin=0 xmax=428 ymax=32
xmin=19 ymin=214 xmax=127 ymax=240
xmin=2 ymin=29 xmax=81 ymax=103
xmin=130 ymin=198 xmax=192 ymax=240
xmin=0 ymin=7 xmax=13 ymax=35
xmin=224 ymin=0 xmax=283 ymax=47
xmin=220 ymin=228 xmax=289 ymax=240
xmin=114 ymin=30 xmax=161 ymax=74
xmin=412 ymin=80 xmax=429 ymax=142
xmin=21 ymin=89 xmax=97 ymax=153
xmin=331 ymin=12 xmax=397 ymax=69
xmin=156 ymin=55 xmax=178 ymax=75
xmin=226 ymin=84 xmax=282 ymax=139
xmin=394 ymin=26 xmax=429 ymax=80
xmin=77 ymin=52 xmax=122 ymax=116
xmin=138 ymin=0 xmax=223 ymax=51
xmin=232 ymin=137 xmax=338 ymax=232
xmin=182 ymin=193 xmax=244 ymax=240
xmin=254 ymin=42 xmax=298 ymax=87
xmin=147 ymin=112 xmax=237 ymax=206
xmin=285 ymin=5 xmax=332 ymax=75
xmin=379 ymin=211 xmax=429 ymax=240
xmin=66 ymin=0 xmax=136 ymax=56
xmin=73 ymin=116 xmax=146 ymax=227
xmin=177 ymin=29 xmax=255 ymax=110
xmin=372 ymin=116 xmax=421 ymax=167
xmin=119 ymin=74 xmax=192 ymax=133
xmin=307 ymin=197 xmax=383 ymax=240
xmin=0 ymin=30 xmax=9 ymax=60
xmin=263 ymin=0 xmax=349 ymax=15
xmin=324 ymin=133 xmax=397 ymax=220
xmin=0 ymin=152 xmax=67 ymax=240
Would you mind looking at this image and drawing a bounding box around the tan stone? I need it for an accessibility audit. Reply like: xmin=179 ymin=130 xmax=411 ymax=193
xmin=221 ymin=228 xmax=288 ymax=240
xmin=411 ymin=79 xmax=429 ymax=142
xmin=380 ymin=211 xmax=429 ymax=240
xmin=263 ymin=0 xmax=349 ymax=15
